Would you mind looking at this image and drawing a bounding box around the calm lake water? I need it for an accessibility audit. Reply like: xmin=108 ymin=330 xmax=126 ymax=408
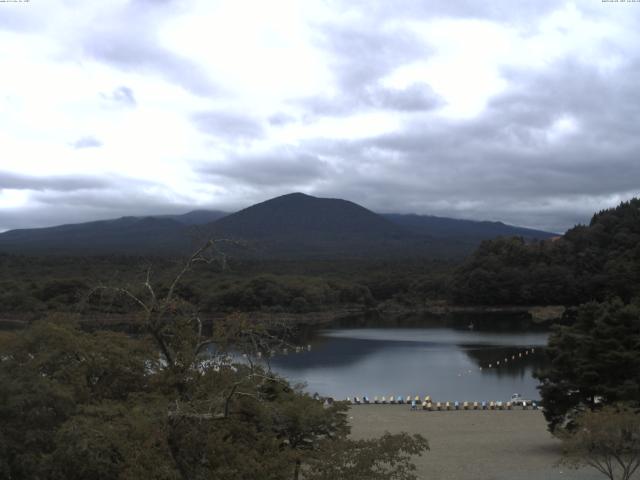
xmin=269 ymin=319 xmax=549 ymax=402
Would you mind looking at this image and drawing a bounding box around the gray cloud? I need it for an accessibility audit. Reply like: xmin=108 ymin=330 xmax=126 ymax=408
xmin=238 ymin=56 xmax=640 ymax=233
xmin=0 ymin=176 xmax=193 ymax=231
xmin=302 ymin=83 xmax=442 ymax=116
xmin=101 ymin=86 xmax=137 ymax=107
xmin=192 ymin=111 xmax=264 ymax=140
xmin=73 ymin=3 xmax=217 ymax=96
xmin=71 ymin=136 xmax=103 ymax=149
xmin=300 ymin=23 xmax=439 ymax=116
xmin=268 ymin=112 xmax=297 ymax=126
xmin=0 ymin=5 xmax=45 ymax=32
xmin=1 ymin=2 xmax=217 ymax=96
xmin=369 ymin=84 xmax=442 ymax=112
xmin=0 ymin=173 xmax=184 ymax=231
xmin=83 ymin=32 xmax=216 ymax=96
xmin=30 ymin=186 xmax=188 ymax=211
xmin=328 ymin=0 xmax=561 ymax=26
xmin=199 ymin=150 xmax=331 ymax=187
xmin=0 ymin=171 xmax=109 ymax=192
xmin=0 ymin=200 xmax=192 ymax=232
xmin=319 ymin=25 xmax=422 ymax=91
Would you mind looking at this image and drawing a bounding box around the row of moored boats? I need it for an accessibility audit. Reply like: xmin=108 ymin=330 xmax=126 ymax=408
xmin=347 ymin=394 xmax=540 ymax=410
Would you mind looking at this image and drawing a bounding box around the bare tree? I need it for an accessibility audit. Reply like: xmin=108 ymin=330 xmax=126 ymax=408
xmin=88 ymin=238 xmax=296 ymax=417
xmin=559 ymin=404 xmax=640 ymax=480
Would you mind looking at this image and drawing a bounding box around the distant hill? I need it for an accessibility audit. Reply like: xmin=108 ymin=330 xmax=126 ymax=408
xmin=0 ymin=217 xmax=193 ymax=255
xmin=204 ymin=193 xmax=421 ymax=258
xmin=160 ymin=210 xmax=228 ymax=226
xmin=383 ymin=213 xmax=556 ymax=242
xmin=0 ymin=193 xmax=556 ymax=258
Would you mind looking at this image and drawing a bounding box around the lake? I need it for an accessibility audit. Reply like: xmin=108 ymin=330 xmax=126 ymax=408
xmin=269 ymin=318 xmax=549 ymax=402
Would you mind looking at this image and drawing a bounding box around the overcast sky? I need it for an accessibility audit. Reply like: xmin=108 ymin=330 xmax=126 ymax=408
xmin=1 ymin=0 xmax=639 ymax=233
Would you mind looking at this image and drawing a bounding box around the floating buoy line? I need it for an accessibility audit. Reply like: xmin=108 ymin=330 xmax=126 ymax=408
xmin=456 ymin=346 xmax=539 ymax=378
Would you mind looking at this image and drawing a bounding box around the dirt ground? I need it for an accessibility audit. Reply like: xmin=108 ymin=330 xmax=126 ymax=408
xmin=348 ymin=405 xmax=606 ymax=480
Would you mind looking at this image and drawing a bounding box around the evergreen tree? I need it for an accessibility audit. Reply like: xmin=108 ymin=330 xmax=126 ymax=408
xmin=535 ymin=300 xmax=640 ymax=431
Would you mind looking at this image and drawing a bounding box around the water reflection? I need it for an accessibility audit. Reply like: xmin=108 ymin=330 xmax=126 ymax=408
xmin=270 ymin=324 xmax=548 ymax=402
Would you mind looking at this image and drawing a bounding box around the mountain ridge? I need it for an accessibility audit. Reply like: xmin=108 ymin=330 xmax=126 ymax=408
xmin=0 ymin=193 xmax=556 ymax=258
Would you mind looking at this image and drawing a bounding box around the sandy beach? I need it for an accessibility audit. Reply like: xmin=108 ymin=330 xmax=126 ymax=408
xmin=348 ymin=405 xmax=604 ymax=480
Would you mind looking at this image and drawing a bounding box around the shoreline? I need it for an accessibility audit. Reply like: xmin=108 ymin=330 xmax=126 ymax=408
xmin=0 ymin=303 xmax=564 ymax=331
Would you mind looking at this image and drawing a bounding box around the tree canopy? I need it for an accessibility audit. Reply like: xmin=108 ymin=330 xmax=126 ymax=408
xmin=535 ymin=300 xmax=640 ymax=432
xmin=452 ymin=198 xmax=640 ymax=306
xmin=0 ymin=241 xmax=429 ymax=479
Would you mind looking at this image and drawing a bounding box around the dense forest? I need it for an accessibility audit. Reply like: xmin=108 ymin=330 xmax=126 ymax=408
xmin=452 ymin=198 xmax=640 ymax=306
xmin=0 ymin=255 xmax=453 ymax=320
xmin=2 ymin=198 xmax=639 ymax=323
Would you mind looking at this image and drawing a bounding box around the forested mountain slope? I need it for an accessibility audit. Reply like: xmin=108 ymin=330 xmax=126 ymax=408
xmin=452 ymin=198 xmax=640 ymax=305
